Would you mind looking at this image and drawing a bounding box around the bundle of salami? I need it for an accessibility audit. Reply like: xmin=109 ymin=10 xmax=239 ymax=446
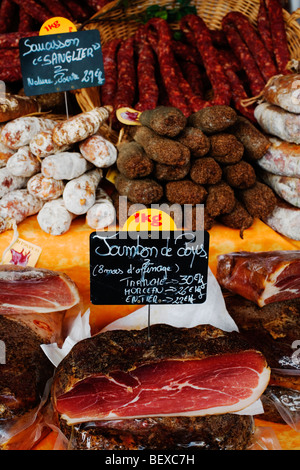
xmin=253 ymin=74 xmax=300 ymax=241
xmin=100 ymin=0 xmax=291 ymax=126
xmin=0 ymin=104 xmax=118 ymax=235
xmin=112 ymin=104 xmax=277 ymax=237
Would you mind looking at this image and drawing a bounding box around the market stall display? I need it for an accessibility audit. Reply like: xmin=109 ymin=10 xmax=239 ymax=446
xmin=0 ymin=0 xmax=300 ymax=453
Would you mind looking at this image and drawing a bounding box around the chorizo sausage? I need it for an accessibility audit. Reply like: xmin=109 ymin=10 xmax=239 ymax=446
xmin=100 ymin=39 xmax=121 ymax=107
xmin=265 ymin=0 xmax=290 ymax=74
xmin=114 ymin=36 xmax=136 ymax=113
xmin=0 ymin=0 xmax=16 ymax=34
xmin=221 ymin=21 xmax=265 ymax=96
xmin=10 ymin=0 xmax=51 ymax=24
xmin=222 ymin=12 xmax=278 ymax=81
xmin=180 ymin=14 xmax=232 ymax=108
xmin=257 ymin=0 xmax=274 ymax=59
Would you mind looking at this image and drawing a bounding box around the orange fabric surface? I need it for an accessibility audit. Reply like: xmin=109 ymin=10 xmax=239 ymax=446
xmin=0 ymin=215 xmax=299 ymax=450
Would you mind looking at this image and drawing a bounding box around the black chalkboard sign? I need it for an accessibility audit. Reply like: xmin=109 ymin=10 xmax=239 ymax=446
xmin=19 ymin=30 xmax=104 ymax=96
xmin=90 ymin=231 xmax=210 ymax=306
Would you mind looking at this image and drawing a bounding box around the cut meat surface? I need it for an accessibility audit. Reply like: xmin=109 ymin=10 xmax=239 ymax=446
xmin=217 ymin=250 xmax=300 ymax=307
xmin=0 ymin=265 xmax=80 ymax=314
xmin=52 ymin=324 xmax=270 ymax=424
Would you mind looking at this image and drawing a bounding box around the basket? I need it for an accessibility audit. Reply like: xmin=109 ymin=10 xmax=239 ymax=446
xmin=75 ymin=0 xmax=300 ymax=113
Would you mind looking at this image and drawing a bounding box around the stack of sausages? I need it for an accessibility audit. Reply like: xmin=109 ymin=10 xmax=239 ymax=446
xmin=253 ymin=74 xmax=300 ymax=240
xmin=0 ymin=104 xmax=118 ymax=235
xmin=113 ymin=105 xmax=277 ymax=237
xmin=0 ymin=0 xmax=112 ymax=82
xmin=101 ymin=0 xmax=291 ymax=127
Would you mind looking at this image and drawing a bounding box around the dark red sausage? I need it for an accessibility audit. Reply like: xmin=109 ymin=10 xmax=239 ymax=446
xmin=178 ymin=61 xmax=204 ymax=99
xmin=86 ymin=0 xmax=111 ymax=11
xmin=265 ymin=0 xmax=290 ymax=74
xmin=114 ymin=36 xmax=136 ymax=111
xmin=257 ymin=0 xmax=274 ymax=59
xmin=39 ymin=0 xmax=74 ymax=21
xmin=222 ymin=21 xmax=265 ymax=96
xmin=0 ymin=0 xmax=16 ymax=34
xmin=218 ymin=53 xmax=255 ymax=122
xmin=61 ymin=0 xmax=91 ymax=21
xmin=0 ymin=65 xmax=22 ymax=82
xmin=222 ymin=12 xmax=278 ymax=81
xmin=180 ymin=14 xmax=232 ymax=107
xmin=100 ymin=38 xmax=121 ymax=107
xmin=146 ymin=18 xmax=192 ymax=116
xmin=10 ymin=0 xmax=51 ymax=23
xmin=0 ymin=31 xmax=39 ymax=49
xmin=172 ymin=40 xmax=203 ymax=66
xmin=146 ymin=18 xmax=209 ymax=115
xmin=134 ymin=28 xmax=159 ymax=112
xmin=18 ymin=6 xmax=35 ymax=33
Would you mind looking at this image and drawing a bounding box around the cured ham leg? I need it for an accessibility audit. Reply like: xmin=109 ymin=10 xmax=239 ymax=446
xmin=52 ymin=324 xmax=270 ymax=424
xmin=0 ymin=265 xmax=80 ymax=315
xmin=217 ymin=250 xmax=300 ymax=307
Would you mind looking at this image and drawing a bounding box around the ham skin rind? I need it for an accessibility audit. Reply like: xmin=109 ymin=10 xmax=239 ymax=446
xmin=52 ymin=324 xmax=270 ymax=424
xmin=0 ymin=265 xmax=80 ymax=314
xmin=217 ymin=250 xmax=300 ymax=307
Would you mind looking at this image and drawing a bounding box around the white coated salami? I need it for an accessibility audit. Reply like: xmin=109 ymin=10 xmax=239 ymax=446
xmin=6 ymin=146 xmax=41 ymax=177
xmin=254 ymin=102 xmax=300 ymax=144
xmin=52 ymin=106 xmax=112 ymax=147
xmin=41 ymin=152 xmax=93 ymax=180
xmin=63 ymin=168 xmax=102 ymax=215
xmin=0 ymin=117 xmax=57 ymax=149
xmin=260 ymin=169 xmax=300 ymax=207
xmin=0 ymin=167 xmax=28 ymax=198
xmin=263 ymin=198 xmax=300 ymax=241
xmin=86 ymin=188 xmax=116 ymax=230
xmin=0 ymin=189 xmax=44 ymax=233
xmin=0 ymin=142 xmax=15 ymax=168
xmin=262 ymin=74 xmax=300 ymax=114
xmin=79 ymin=135 xmax=117 ymax=168
xmin=27 ymin=173 xmax=65 ymax=201
xmin=37 ymin=198 xmax=77 ymax=236
xmin=30 ymin=131 xmax=70 ymax=159
xmin=257 ymin=137 xmax=300 ymax=178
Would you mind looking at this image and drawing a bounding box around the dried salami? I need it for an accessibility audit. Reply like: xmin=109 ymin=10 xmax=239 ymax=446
xmin=10 ymin=0 xmax=51 ymax=24
xmin=180 ymin=14 xmax=232 ymax=107
xmin=114 ymin=36 xmax=136 ymax=113
xmin=222 ymin=12 xmax=278 ymax=81
xmin=222 ymin=21 xmax=265 ymax=96
xmin=257 ymin=0 xmax=274 ymax=58
xmin=100 ymin=39 xmax=121 ymax=107
xmin=0 ymin=0 xmax=16 ymax=34
xmin=265 ymin=0 xmax=290 ymax=74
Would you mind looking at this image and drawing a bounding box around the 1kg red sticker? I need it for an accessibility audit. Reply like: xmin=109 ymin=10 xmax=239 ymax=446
xmin=39 ymin=17 xmax=77 ymax=36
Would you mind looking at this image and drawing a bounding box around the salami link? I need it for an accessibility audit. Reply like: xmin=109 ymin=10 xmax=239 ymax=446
xmin=61 ymin=0 xmax=91 ymax=21
xmin=180 ymin=14 xmax=231 ymax=107
xmin=10 ymin=0 xmax=51 ymax=24
xmin=100 ymin=39 xmax=121 ymax=107
xmin=0 ymin=31 xmax=39 ymax=49
xmin=222 ymin=21 xmax=265 ymax=96
xmin=135 ymin=27 xmax=159 ymax=112
xmin=265 ymin=0 xmax=290 ymax=74
xmin=179 ymin=61 xmax=204 ymax=99
xmin=218 ymin=54 xmax=255 ymax=122
xmin=39 ymin=0 xmax=74 ymax=21
xmin=172 ymin=40 xmax=203 ymax=66
xmin=0 ymin=0 xmax=16 ymax=34
xmin=114 ymin=36 xmax=136 ymax=113
xmin=0 ymin=65 xmax=22 ymax=82
xmin=257 ymin=0 xmax=274 ymax=58
xmin=146 ymin=18 xmax=206 ymax=116
xmin=222 ymin=12 xmax=278 ymax=81
xmin=86 ymin=0 xmax=111 ymax=11
xmin=18 ymin=6 xmax=35 ymax=33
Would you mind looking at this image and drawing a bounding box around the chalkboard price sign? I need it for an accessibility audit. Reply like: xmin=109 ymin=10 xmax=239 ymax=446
xmin=19 ymin=30 xmax=104 ymax=96
xmin=90 ymin=231 xmax=210 ymax=306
